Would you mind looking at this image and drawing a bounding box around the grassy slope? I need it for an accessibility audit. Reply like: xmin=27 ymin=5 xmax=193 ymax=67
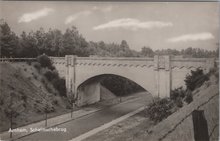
xmin=0 ymin=62 xmax=71 ymax=132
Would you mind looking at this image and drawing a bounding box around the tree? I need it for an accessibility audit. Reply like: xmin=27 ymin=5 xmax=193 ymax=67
xmin=0 ymin=19 xmax=19 ymax=57
xmin=61 ymin=26 xmax=89 ymax=57
xmin=18 ymin=31 xmax=39 ymax=57
xmin=120 ymin=40 xmax=129 ymax=51
xmin=141 ymin=46 xmax=154 ymax=57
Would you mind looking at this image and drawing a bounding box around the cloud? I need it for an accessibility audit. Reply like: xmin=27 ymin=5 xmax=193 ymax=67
xmin=93 ymin=18 xmax=173 ymax=31
xmin=65 ymin=11 xmax=92 ymax=24
xmin=18 ymin=8 xmax=54 ymax=23
xmin=167 ymin=32 xmax=214 ymax=43
xmin=92 ymin=6 xmax=113 ymax=12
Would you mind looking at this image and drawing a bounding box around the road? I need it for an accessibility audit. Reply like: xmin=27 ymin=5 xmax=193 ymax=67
xmin=17 ymin=93 xmax=152 ymax=141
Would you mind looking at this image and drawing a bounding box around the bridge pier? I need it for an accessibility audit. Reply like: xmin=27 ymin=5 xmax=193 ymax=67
xmin=77 ymin=81 xmax=101 ymax=106
xmin=154 ymin=55 xmax=171 ymax=98
xmin=65 ymin=55 xmax=77 ymax=99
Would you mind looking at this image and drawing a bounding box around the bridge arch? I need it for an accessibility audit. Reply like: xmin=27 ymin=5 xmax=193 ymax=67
xmin=75 ymin=70 xmax=156 ymax=97
xmin=77 ymin=73 xmax=147 ymax=92
xmin=76 ymin=73 xmax=148 ymax=106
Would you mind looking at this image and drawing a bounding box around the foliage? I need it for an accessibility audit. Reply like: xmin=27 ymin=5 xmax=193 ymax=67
xmin=43 ymin=69 xmax=59 ymax=82
xmin=184 ymin=68 xmax=209 ymax=91
xmin=184 ymin=90 xmax=193 ymax=104
xmin=147 ymin=98 xmax=174 ymax=123
xmin=33 ymin=62 xmax=41 ymax=72
xmin=1 ymin=19 xmax=218 ymax=58
xmin=51 ymin=78 xmax=66 ymax=97
xmin=100 ymin=75 xmax=144 ymax=97
xmin=170 ymin=87 xmax=185 ymax=101
xmin=36 ymin=54 xmax=54 ymax=70
xmin=141 ymin=46 xmax=154 ymax=57
xmin=0 ymin=19 xmax=19 ymax=57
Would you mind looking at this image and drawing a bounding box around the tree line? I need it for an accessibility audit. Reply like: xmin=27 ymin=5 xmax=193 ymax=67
xmin=0 ymin=19 xmax=218 ymax=58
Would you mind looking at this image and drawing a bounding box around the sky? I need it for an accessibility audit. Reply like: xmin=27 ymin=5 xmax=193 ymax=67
xmin=1 ymin=1 xmax=219 ymax=51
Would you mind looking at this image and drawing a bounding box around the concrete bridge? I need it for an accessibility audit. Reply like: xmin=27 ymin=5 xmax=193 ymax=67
xmin=49 ymin=55 xmax=216 ymax=106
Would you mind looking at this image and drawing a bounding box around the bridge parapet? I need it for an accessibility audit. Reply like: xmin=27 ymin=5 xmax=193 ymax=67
xmin=75 ymin=57 xmax=154 ymax=68
xmin=170 ymin=57 xmax=216 ymax=73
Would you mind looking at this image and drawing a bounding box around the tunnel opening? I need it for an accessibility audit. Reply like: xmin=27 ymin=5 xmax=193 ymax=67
xmin=76 ymin=74 xmax=148 ymax=106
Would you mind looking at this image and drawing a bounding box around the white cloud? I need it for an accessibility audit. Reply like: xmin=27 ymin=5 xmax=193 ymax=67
xmin=167 ymin=32 xmax=214 ymax=43
xmin=93 ymin=18 xmax=173 ymax=31
xmin=65 ymin=11 xmax=92 ymax=24
xmin=18 ymin=8 xmax=54 ymax=23
xmin=92 ymin=6 xmax=113 ymax=12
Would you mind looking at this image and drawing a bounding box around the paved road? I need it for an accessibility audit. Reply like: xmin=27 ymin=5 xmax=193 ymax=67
xmin=17 ymin=94 xmax=152 ymax=141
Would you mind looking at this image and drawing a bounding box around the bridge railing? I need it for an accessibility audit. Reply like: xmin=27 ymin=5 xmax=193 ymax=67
xmin=76 ymin=56 xmax=154 ymax=61
xmin=0 ymin=58 xmax=36 ymax=62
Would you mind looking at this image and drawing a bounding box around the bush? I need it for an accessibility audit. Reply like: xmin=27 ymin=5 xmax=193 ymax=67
xmin=184 ymin=68 xmax=209 ymax=91
xmin=33 ymin=62 xmax=41 ymax=72
xmin=52 ymin=78 xmax=66 ymax=97
xmin=43 ymin=70 xmax=59 ymax=82
xmin=170 ymin=87 xmax=185 ymax=101
xmin=184 ymin=90 xmax=193 ymax=104
xmin=147 ymin=98 xmax=174 ymax=123
xmin=37 ymin=54 xmax=54 ymax=70
xmin=174 ymin=97 xmax=183 ymax=108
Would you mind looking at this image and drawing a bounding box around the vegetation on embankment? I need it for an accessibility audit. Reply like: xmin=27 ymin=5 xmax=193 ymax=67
xmin=0 ymin=57 xmax=71 ymax=132
xmin=146 ymin=67 xmax=219 ymax=124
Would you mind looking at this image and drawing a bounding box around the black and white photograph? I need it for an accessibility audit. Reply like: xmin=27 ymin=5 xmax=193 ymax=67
xmin=0 ymin=1 xmax=219 ymax=141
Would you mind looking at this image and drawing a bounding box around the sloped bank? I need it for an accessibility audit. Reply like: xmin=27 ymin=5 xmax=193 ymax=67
xmin=138 ymin=80 xmax=219 ymax=141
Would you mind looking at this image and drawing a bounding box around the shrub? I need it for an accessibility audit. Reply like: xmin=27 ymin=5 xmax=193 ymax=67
xmin=33 ymin=62 xmax=41 ymax=72
xmin=43 ymin=70 xmax=59 ymax=82
xmin=184 ymin=90 xmax=193 ymax=104
xmin=24 ymin=68 xmax=27 ymax=71
xmin=147 ymin=98 xmax=174 ymax=123
xmin=52 ymin=78 xmax=66 ymax=97
xmin=184 ymin=68 xmax=209 ymax=91
xmin=37 ymin=54 xmax=54 ymax=69
xmin=174 ymin=97 xmax=183 ymax=108
xmin=170 ymin=87 xmax=185 ymax=101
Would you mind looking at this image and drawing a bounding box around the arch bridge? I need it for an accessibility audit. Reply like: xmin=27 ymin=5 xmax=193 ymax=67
xmin=50 ymin=55 xmax=216 ymax=106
